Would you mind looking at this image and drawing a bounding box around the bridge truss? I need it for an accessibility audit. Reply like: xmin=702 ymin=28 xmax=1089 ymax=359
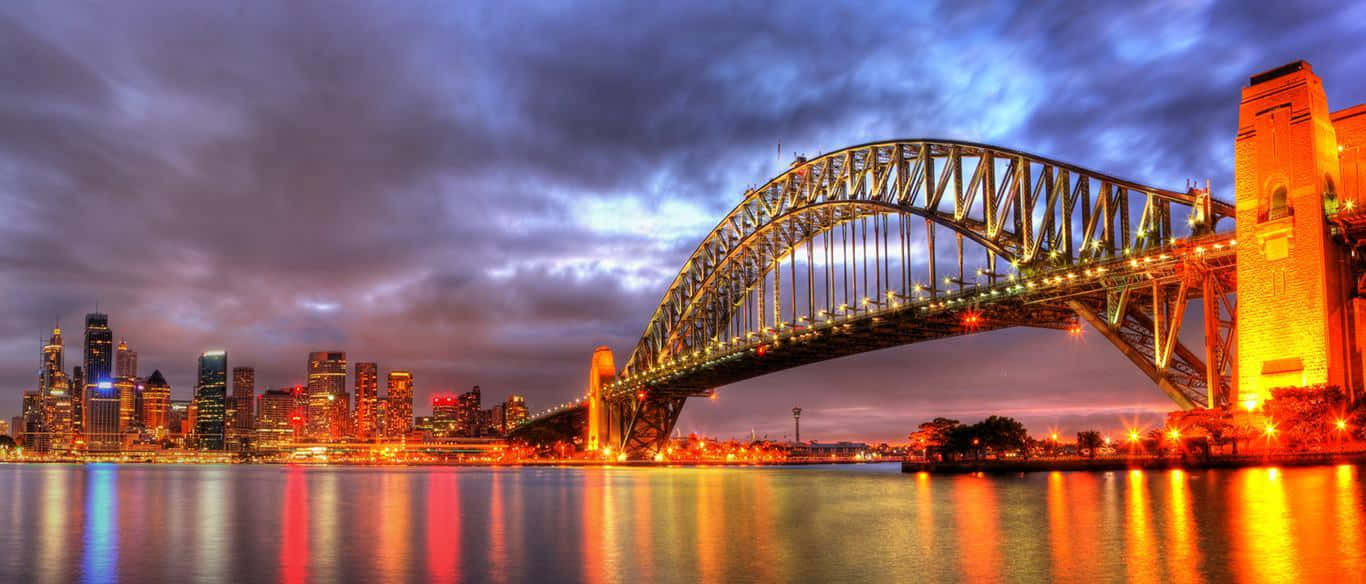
xmin=515 ymin=140 xmax=1237 ymax=457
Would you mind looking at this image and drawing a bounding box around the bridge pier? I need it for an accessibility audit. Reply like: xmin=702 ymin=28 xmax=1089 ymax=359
xmin=1234 ymin=61 xmax=1366 ymax=404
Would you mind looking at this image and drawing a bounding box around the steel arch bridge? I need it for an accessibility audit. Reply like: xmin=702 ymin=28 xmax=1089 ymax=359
xmin=511 ymin=139 xmax=1238 ymax=457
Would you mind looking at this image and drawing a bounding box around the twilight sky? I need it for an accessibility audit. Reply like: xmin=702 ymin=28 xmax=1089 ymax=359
xmin=3 ymin=1 xmax=1365 ymax=442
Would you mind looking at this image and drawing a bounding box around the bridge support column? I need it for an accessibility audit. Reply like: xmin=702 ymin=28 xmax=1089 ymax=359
xmin=1234 ymin=61 xmax=1355 ymax=402
xmin=585 ymin=346 xmax=618 ymax=452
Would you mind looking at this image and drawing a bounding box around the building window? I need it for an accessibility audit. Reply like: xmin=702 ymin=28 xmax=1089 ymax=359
xmin=1268 ymin=185 xmax=1289 ymax=220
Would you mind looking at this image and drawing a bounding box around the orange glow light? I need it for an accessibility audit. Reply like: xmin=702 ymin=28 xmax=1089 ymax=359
xmin=1167 ymin=428 xmax=1181 ymax=441
xmin=1336 ymin=419 xmax=1348 ymax=431
xmin=1263 ymin=422 xmax=1278 ymax=436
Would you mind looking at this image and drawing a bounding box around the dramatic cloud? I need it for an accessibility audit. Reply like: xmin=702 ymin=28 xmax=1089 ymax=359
xmin=2 ymin=0 xmax=1364 ymax=440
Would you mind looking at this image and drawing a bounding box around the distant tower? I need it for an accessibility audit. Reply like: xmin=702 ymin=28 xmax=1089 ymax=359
xmin=115 ymin=339 xmax=138 ymax=379
xmin=1234 ymin=61 xmax=1356 ymax=401
xmin=306 ymin=352 xmax=347 ymax=440
xmin=792 ymin=407 xmax=802 ymax=442
xmin=386 ymin=371 xmax=414 ymax=436
xmin=194 ymin=351 xmax=228 ymax=450
xmin=353 ymin=362 xmax=379 ymax=439
xmin=231 ymin=367 xmax=256 ymax=444
xmin=85 ymin=380 xmax=121 ymax=451
xmin=83 ymin=313 xmax=113 ymax=437
xmin=141 ymin=370 xmax=172 ymax=437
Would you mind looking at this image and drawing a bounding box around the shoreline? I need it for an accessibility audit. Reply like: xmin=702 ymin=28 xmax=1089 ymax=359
xmin=0 ymin=457 xmax=890 ymax=468
xmin=901 ymin=450 xmax=1366 ymax=474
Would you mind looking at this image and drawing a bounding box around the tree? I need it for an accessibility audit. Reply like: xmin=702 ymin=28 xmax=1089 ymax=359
xmin=908 ymin=417 xmax=961 ymax=458
xmin=0 ymin=435 xmax=14 ymax=450
xmin=1267 ymin=385 xmax=1348 ymax=449
xmin=1076 ymin=430 xmax=1103 ymax=458
xmin=973 ymin=416 xmax=1029 ymax=451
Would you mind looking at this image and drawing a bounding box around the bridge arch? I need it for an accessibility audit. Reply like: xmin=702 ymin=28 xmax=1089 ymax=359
xmin=625 ymin=140 xmax=1230 ymax=377
xmin=514 ymin=139 xmax=1238 ymax=457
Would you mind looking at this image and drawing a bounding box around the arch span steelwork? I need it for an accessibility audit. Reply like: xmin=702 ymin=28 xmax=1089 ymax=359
xmin=623 ymin=140 xmax=1230 ymax=377
xmin=514 ymin=140 xmax=1237 ymax=457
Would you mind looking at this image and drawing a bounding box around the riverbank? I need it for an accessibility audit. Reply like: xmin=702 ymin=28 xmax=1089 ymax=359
xmin=901 ymin=450 xmax=1366 ymax=474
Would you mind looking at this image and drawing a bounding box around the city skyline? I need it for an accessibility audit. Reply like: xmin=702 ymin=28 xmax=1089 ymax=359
xmin=4 ymin=3 xmax=1366 ymax=443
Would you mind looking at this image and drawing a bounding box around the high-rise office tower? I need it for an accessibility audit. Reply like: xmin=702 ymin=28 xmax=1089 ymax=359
xmin=115 ymin=339 xmax=137 ymax=379
xmin=114 ymin=377 xmax=137 ymax=433
xmin=83 ymin=313 xmax=113 ymax=391
xmin=21 ymin=391 xmax=48 ymax=451
xmin=41 ymin=325 xmax=64 ymax=394
xmin=386 ymin=371 xmax=413 ymax=436
xmin=502 ymin=395 xmax=528 ymax=435
xmin=85 ymin=380 xmax=121 ymax=451
xmin=69 ymin=366 xmax=84 ymax=436
xmin=194 ymin=351 xmax=228 ymax=450
xmin=140 ymin=370 xmax=171 ymax=437
xmin=230 ymin=367 xmax=255 ymax=436
xmin=457 ymin=385 xmax=482 ymax=436
xmin=255 ymin=388 xmax=299 ymax=449
xmin=306 ymin=352 xmax=347 ymax=440
xmin=39 ymin=326 xmax=72 ymax=447
xmin=431 ymin=394 xmax=459 ymax=436
xmin=353 ymin=362 xmax=378 ymax=439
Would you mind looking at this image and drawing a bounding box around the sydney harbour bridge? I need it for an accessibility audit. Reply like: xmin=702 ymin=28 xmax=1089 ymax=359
xmin=512 ymin=61 xmax=1366 ymax=458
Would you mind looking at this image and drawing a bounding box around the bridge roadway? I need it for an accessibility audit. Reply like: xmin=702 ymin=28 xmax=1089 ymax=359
xmin=515 ymin=232 xmax=1236 ymax=448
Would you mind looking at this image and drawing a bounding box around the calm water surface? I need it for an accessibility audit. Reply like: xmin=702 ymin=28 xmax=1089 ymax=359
xmin=2 ymin=462 xmax=1364 ymax=583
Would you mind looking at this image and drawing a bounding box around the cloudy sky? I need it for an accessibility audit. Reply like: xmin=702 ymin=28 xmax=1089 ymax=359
xmin=3 ymin=1 xmax=1364 ymax=442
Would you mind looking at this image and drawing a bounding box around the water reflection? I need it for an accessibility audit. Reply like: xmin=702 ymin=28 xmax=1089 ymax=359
xmin=280 ymin=467 xmax=308 ymax=584
xmin=426 ymin=471 xmax=460 ymax=584
xmin=0 ymin=463 xmax=1361 ymax=583
xmin=82 ymin=465 xmax=116 ymax=584
xmin=950 ymin=475 xmax=1001 ymax=583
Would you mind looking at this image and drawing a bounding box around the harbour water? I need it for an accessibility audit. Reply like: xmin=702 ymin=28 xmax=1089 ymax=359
xmin=1 ymin=462 xmax=1363 ymax=583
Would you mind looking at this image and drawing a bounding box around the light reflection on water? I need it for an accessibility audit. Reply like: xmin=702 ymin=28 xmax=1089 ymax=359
xmin=0 ymin=463 xmax=1363 ymax=583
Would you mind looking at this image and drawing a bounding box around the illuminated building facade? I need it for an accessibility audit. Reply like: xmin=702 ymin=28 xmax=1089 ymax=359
xmin=21 ymin=391 xmax=48 ymax=451
xmin=69 ymin=365 xmax=84 ymax=437
xmin=501 ymin=394 xmax=528 ymax=435
xmin=386 ymin=371 xmax=413 ymax=436
xmin=141 ymin=370 xmax=171 ymax=437
xmin=230 ymin=367 xmax=255 ymax=444
xmin=194 ymin=351 xmax=228 ymax=450
xmin=306 ymin=351 xmax=347 ymax=440
xmin=39 ymin=326 xmax=73 ymax=449
xmin=85 ymin=380 xmax=122 ymax=452
xmin=457 ymin=385 xmax=481 ymax=436
xmin=353 ymin=362 xmax=379 ymax=439
xmin=168 ymin=399 xmax=192 ymax=439
xmin=256 ymin=388 xmax=297 ymax=449
xmin=83 ymin=312 xmax=113 ymax=405
xmin=431 ymin=394 xmax=459 ymax=436
xmin=114 ymin=377 xmax=138 ymax=433
xmin=115 ymin=339 xmax=137 ymax=379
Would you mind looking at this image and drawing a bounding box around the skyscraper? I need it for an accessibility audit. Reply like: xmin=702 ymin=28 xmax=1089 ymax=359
xmin=306 ymin=352 xmax=347 ymax=440
xmin=194 ymin=351 xmax=228 ymax=450
xmin=431 ymin=394 xmax=459 ymax=437
xmin=115 ymin=339 xmax=137 ymax=379
xmin=230 ymin=367 xmax=255 ymax=440
xmin=113 ymin=339 xmax=139 ymax=434
xmin=457 ymin=385 xmax=481 ymax=437
xmin=39 ymin=326 xmax=72 ymax=448
xmin=82 ymin=313 xmax=112 ymax=445
xmin=84 ymin=380 xmax=121 ymax=452
xmin=386 ymin=371 xmax=413 ymax=436
xmin=140 ymin=370 xmax=171 ymax=437
xmin=502 ymin=394 xmax=529 ymax=434
xmin=21 ymin=391 xmax=48 ymax=451
xmin=69 ymin=365 xmax=84 ymax=437
xmin=353 ymin=362 xmax=379 ymax=439
xmin=255 ymin=388 xmax=298 ymax=449
xmin=83 ymin=313 xmax=113 ymax=392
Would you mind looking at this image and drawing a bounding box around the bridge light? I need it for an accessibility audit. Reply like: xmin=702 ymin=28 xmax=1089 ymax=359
xmin=1336 ymin=419 xmax=1348 ymax=431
